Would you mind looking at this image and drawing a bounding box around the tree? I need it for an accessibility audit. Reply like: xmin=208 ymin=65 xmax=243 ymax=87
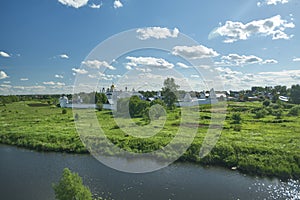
xmin=162 ymin=78 xmax=179 ymax=109
xmin=52 ymin=168 xmax=92 ymax=200
xmin=290 ymin=84 xmax=300 ymax=104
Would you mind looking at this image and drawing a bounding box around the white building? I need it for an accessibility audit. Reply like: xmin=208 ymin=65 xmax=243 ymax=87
xmin=59 ymin=96 xmax=68 ymax=108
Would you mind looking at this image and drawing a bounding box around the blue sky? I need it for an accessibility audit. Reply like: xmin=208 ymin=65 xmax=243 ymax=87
xmin=0 ymin=0 xmax=300 ymax=94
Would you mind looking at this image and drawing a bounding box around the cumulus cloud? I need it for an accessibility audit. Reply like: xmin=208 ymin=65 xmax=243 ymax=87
xmin=172 ymin=45 xmax=219 ymax=59
xmin=210 ymin=15 xmax=295 ymax=43
xmin=72 ymin=68 xmax=88 ymax=74
xmin=0 ymin=51 xmax=10 ymax=58
xmin=55 ymin=74 xmax=64 ymax=78
xmin=20 ymin=78 xmax=29 ymax=81
xmin=82 ymin=60 xmax=116 ymax=70
xmin=176 ymin=62 xmax=192 ymax=69
xmin=59 ymin=54 xmax=69 ymax=59
xmin=293 ymin=58 xmax=300 ymax=62
xmin=137 ymin=27 xmax=179 ymax=40
xmin=89 ymin=3 xmax=102 ymax=9
xmin=125 ymin=56 xmax=174 ymax=69
xmin=114 ymin=0 xmax=123 ymax=9
xmin=0 ymin=71 xmax=9 ymax=79
xmin=257 ymin=0 xmax=289 ymax=7
xmin=58 ymin=0 xmax=88 ymax=8
xmin=216 ymin=53 xmax=278 ymax=66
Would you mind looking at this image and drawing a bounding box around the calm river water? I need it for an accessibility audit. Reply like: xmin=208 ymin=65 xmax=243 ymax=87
xmin=0 ymin=144 xmax=299 ymax=200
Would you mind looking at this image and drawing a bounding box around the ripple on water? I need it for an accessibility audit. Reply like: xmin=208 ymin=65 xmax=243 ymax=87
xmin=251 ymin=179 xmax=300 ymax=200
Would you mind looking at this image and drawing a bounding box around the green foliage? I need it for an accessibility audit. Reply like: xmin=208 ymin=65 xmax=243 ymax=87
xmin=62 ymin=109 xmax=67 ymax=114
xmin=129 ymin=96 xmax=150 ymax=118
xmin=290 ymin=84 xmax=300 ymax=104
xmin=272 ymin=109 xmax=283 ymax=119
xmin=95 ymin=92 xmax=108 ymax=104
xmin=254 ymin=109 xmax=267 ymax=119
xmin=52 ymin=168 xmax=92 ymax=200
xmin=231 ymin=113 xmax=241 ymax=124
xmin=162 ymin=78 xmax=179 ymax=109
xmin=1 ymin=101 xmax=300 ymax=179
xmin=262 ymin=99 xmax=271 ymax=107
xmin=288 ymin=105 xmax=300 ymax=116
xmin=96 ymin=102 xmax=103 ymax=111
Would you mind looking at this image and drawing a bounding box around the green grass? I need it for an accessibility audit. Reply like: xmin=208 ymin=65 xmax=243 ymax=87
xmin=1 ymin=100 xmax=300 ymax=179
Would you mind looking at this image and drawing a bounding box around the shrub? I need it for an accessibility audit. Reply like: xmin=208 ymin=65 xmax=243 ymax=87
xmin=231 ymin=113 xmax=241 ymax=124
xmin=254 ymin=109 xmax=267 ymax=119
xmin=52 ymin=168 xmax=92 ymax=200
xmin=262 ymin=100 xmax=271 ymax=107
xmin=288 ymin=105 xmax=300 ymax=116
xmin=273 ymin=109 xmax=283 ymax=119
xmin=62 ymin=109 xmax=67 ymax=114
xmin=233 ymin=125 xmax=242 ymax=131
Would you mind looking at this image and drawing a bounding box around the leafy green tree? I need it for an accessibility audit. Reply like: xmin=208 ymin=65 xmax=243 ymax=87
xmin=290 ymin=84 xmax=300 ymax=104
xmin=95 ymin=92 xmax=108 ymax=104
xmin=162 ymin=78 xmax=179 ymax=109
xmin=129 ymin=96 xmax=150 ymax=117
xmin=52 ymin=168 xmax=92 ymax=200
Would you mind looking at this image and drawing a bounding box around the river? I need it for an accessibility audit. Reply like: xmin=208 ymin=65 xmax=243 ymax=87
xmin=0 ymin=144 xmax=299 ymax=200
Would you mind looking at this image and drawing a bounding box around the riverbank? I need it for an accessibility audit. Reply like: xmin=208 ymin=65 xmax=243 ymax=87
xmin=1 ymin=101 xmax=300 ymax=180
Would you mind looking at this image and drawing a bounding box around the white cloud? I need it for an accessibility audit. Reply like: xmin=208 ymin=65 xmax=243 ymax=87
xmin=82 ymin=60 xmax=116 ymax=70
xmin=211 ymin=15 xmax=295 ymax=43
xmin=58 ymin=0 xmax=88 ymax=8
xmin=72 ymin=68 xmax=88 ymax=74
xmin=0 ymin=71 xmax=9 ymax=79
xmin=89 ymin=3 xmax=102 ymax=9
xmin=55 ymin=74 xmax=64 ymax=78
xmin=126 ymin=56 xmax=174 ymax=69
xmin=172 ymin=45 xmax=219 ymax=59
xmin=43 ymin=81 xmax=55 ymax=85
xmin=262 ymin=59 xmax=278 ymax=64
xmin=292 ymin=58 xmax=300 ymax=62
xmin=20 ymin=78 xmax=29 ymax=81
xmin=0 ymin=51 xmax=10 ymax=58
xmin=191 ymin=74 xmax=200 ymax=78
xmin=257 ymin=0 xmax=289 ymax=7
xmin=136 ymin=27 xmax=179 ymax=40
xmin=59 ymin=54 xmax=69 ymax=59
xmin=216 ymin=53 xmax=278 ymax=66
xmin=3 ymin=81 xmax=10 ymax=84
xmin=176 ymin=62 xmax=192 ymax=69
xmin=43 ymin=81 xmax=65 ymax=86
xmin=114 ymin=0 xmax=123 ymax=9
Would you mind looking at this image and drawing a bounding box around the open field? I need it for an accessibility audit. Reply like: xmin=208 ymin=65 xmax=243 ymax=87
xmin=0 ymin=101 xmax=300 ymax=179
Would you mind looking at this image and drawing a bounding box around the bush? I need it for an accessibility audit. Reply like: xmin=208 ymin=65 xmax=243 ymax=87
xmin=231 ymin=113 xmax=241 ymax=124
xmin=262 ymin=100 xmax=271 ymax=107
xmin=288 ymin=105 xmax=300 ymax=116
xmin=233 ymin=125 xmax=242 ymax=131
xmin=273 ymin=109 xmax=283 ymax=119
xmin=52 ymin=168 xmax=92 ymax=200
xmin=62 ymin=109 xmax=67 ymax=114
xmin=254 ymin=109 xmax=267 ymax=119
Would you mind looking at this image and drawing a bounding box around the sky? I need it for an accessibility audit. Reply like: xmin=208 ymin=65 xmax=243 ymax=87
xmin=0 ymin=0 xmax=300 ymax=94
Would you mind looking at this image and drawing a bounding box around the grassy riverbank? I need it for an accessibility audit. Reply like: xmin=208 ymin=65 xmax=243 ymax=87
xmin=1 ymin=101 xmax=300 ymax=179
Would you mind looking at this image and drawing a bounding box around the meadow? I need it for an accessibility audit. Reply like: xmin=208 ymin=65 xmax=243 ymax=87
xmin=1 ymin=100 xmax=300 ymax=180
